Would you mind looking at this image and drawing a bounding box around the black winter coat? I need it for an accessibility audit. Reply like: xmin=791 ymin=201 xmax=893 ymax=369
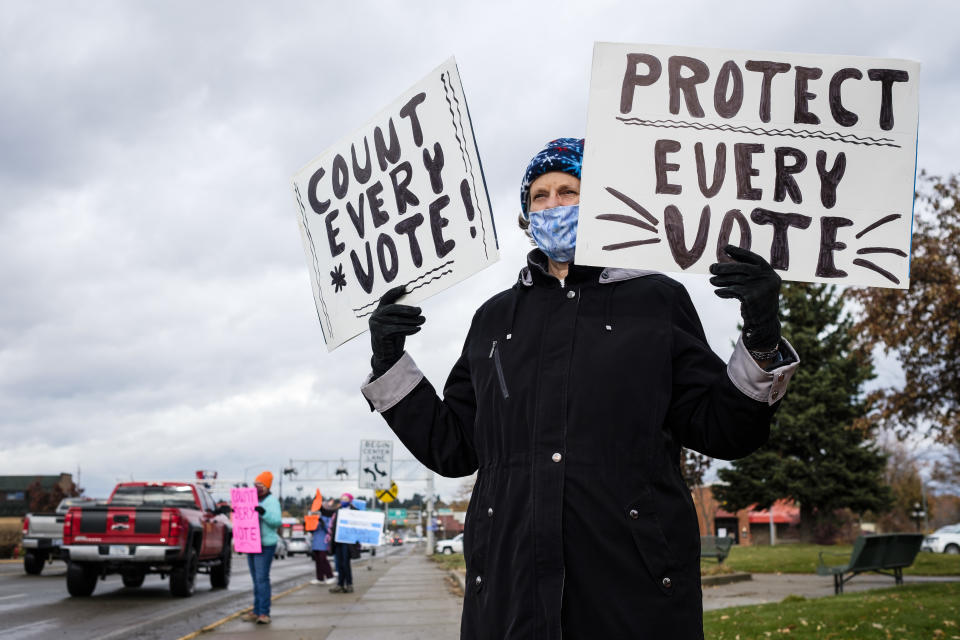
xmin=363 ymin=251 xmax=793 ymax=639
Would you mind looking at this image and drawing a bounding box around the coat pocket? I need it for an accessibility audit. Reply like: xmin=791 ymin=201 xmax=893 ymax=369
xmin=488 ymin=340 xmax=509 ymax=399
xmin=624 ymin=497 xmax=680 ymax=597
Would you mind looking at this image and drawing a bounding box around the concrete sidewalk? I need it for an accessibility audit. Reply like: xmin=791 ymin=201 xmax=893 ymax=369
xmin=200 ymin=548 xmax=462 ymax=639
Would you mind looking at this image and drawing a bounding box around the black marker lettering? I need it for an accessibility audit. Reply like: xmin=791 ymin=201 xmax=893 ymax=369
xmin=774 ymin=147 xmax=807 ymax=204
xmin=716 ymin=209 xmax=752 ymax=263
xmin=745 ymin=60 xmax=791 ymax=122
xmin=331 ymin=153 xmax=349 ymax=200
xmin=714 ymin=60 xmax=744 ymax=119
xmin=324 ymin=209 xmax=344 ymax=258
xmin=867 ymin=69 xmax=909 ymax=131
xmin=366 ymin=181 xmax=390 ymax=228
xmin=829 ymin=68 xmax=862 ymax=127
xmin=695 ymin=142 xmax=726 ymax=198
xmin=734 ymin=143 xmax=764 ymax=200
xmin=350 ymin=243 xmax=375 ymax=294
xmin=664 ymin=204 xmax=711 ymax=269
xmin=307 ymin=166 xmax=330 ymax=215
xmin=374 ymin=118 xmax=401 ymax=171
xmin=399 ymin=92 xmax=427 ymax=147
xmin=654 ymin=139 xmax=682 ymax=195
xmin=668 ymin=56 xmax=709 ymax=117
xmin=389 ymin=161 xmax=420 ymax=215
xmin=750 ymin=208 xmax=812 ymax=270
xmin=794 ymin=66 xmax=822 ymax=125
xmin=345 ymin=192 xmax=366 ymax=238
xmin=351 ymin=138 xmax=373 ymax=185
xmin=376 ymin=233 xmax=399 ymax=283
xmin=620 ymin=53 xmax=662 ymax=114
xmin=422 ymin=142 xmax=445 ymax=195
xmin=816 ymin=150 xmax=846 ymax=209
xmin=816 ymin=216 xmax=853 ymax=278
xmin=394 ymin=213 xmax=425 ymax=268
xmin=429 ymin=195 xmax=455 ymax=259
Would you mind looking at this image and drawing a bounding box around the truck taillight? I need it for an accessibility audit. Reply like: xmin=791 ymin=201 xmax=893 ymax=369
xmin=22 ymin=516 xmax=29 ymax=536
xmin=168 ymin=511 xmax=182 ymax=541
xmin=63 ymin=511 xmax=74 ymax=544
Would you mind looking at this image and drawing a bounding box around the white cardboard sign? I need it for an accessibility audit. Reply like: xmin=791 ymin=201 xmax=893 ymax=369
xmin=293 ymin=58 xmax=499 ymax=350
xmin=576 ymin=42 xmax=920 ymax=289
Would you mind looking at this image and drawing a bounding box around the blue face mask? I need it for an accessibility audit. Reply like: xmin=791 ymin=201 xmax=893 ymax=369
xmin=528 ymin=205 xmax=579 ymax=263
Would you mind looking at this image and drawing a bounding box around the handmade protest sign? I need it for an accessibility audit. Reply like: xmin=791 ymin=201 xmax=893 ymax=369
xmin=334 ymin=509 xmax=385 ymax=546
xmin=230 ymin=487 xmax=262 ymax=554
xmin=293 ymin=57 xmax=499 ymax=350
xmin=576 ymin=42 xmax=920 ymax=288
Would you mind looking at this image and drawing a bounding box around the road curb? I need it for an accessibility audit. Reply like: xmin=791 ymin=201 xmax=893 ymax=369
xmin=450 ymin=569 xmax=466 ymax=593
xmin=702 ymin=571 xmax=752 ymax=586
xmin=175 ymin=581 xmax=310 ymax=640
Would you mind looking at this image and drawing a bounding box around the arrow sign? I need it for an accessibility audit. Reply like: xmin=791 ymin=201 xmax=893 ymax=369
xmin=359 ymin=440 xmax=393 ymax=489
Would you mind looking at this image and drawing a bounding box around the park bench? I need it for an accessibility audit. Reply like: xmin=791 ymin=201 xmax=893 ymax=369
xmin=700 ymin=535 xmax=734 ymax=564
xmin=816 ymin=533 xmax=924 ymax=594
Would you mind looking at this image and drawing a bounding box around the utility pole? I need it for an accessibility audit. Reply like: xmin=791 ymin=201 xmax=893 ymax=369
xmin=426 ymin=471 xmax=435 ymax=557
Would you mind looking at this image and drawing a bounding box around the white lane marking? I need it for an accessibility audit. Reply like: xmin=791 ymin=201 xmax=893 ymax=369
xmin=0 ymin=619 xmax=60 ymax=638
xmin=0 ymin=594 xmax=26 ymax=601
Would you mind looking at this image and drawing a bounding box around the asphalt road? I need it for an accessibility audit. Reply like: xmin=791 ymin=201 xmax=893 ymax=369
xmin=0 ymin=549 xmax=399 ymax=639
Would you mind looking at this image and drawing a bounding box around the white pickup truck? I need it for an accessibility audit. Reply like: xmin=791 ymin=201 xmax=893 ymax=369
xmin=435 ymin=533 xmax=464 ymax=555
xmin=21 ymin=497 xmax=99 ymax=575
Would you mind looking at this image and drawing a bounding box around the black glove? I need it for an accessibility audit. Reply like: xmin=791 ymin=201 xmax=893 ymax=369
xmin=709 ymin=245 xmax=782 ymax=352
xmin=254 ymin=505 xmax=265 ymax=516
xmin=369 ymin=285 xmax=425 ymax=378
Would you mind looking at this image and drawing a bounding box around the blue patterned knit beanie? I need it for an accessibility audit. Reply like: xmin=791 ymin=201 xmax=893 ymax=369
xmin=519 ymin=138 xmax=584 ymax=219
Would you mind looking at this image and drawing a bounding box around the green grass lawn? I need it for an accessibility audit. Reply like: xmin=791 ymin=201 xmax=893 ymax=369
xmin=704 ymin=582 xmax=960 ymax=639
xmin=703 ymin=544 xmax=960 ymax=576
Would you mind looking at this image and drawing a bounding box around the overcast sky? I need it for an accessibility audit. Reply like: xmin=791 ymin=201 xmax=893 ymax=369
xmin=2 ymin=1 xmax=957 ymax=504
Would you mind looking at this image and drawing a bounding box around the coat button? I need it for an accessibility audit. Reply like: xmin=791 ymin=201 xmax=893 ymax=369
xmin=601 ymin=272 xmax=609 ymax=279
xmin=778 ymin=373 xmax=785 ymax=381
xmin=551 ymin=452 xmax=562 ymax=463
xmin=566 ymin=290 xmax=575 ymax=299
xmin=772 ymin=390 xmax=780 ymax=399
xmin=475 ymin=575 xmax=482 ymax=586
xmin=629 ymin=509 xmax=639 ymax=519
xmin=662 ymin=577 xmax=672 ymax=588
xmin=487 ymin=507 xmax=494 ymax=517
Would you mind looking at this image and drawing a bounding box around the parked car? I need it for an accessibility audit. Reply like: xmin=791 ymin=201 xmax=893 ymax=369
xmin=923 ymin=524 xmax=960 ymax=554
xmin=21 ymin=497 xmax=101 ymax=575
xmin=62 ymin=482 xmax=232 ymax=597
xmin=273 ymin=536 xmax=288 ymax=560
xmin=435 ymin=533 xmax=464 ymax=555
xmin=286 ymin=534 xmax=311 ymax=556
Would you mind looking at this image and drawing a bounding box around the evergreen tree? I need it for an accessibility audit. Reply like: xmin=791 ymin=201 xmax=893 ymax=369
xmin=714 ymin=283 xmax=892 ymax=541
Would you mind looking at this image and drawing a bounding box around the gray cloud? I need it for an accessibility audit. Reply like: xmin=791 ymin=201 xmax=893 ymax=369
xmin=1 ymin=0 xmax=955 ymax=502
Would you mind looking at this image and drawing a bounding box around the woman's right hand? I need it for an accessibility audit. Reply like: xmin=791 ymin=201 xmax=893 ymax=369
xmin=368 ymin=285 xmax=426 ymax=377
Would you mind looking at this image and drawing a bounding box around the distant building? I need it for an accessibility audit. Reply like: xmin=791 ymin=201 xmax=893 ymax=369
xmin=0 ymin=474 xmax=75 ymax=517
xmin=690 ymin=484 xmax=800 ymax=546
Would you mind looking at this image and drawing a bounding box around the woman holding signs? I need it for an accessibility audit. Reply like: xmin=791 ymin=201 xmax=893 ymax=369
xmin=361 ymin=138 xmax=799 ymax=639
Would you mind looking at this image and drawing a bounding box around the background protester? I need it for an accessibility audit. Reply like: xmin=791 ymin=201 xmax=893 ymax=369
xmin=243 ymin=471 xmax=281 ymax=625
xmin=309 ymin=498 xmax=337 ymax=585
xmin=329 ymin=493 xmax=357 ymax=594
xmin=361 ymin=138 xmax=799 ymax=639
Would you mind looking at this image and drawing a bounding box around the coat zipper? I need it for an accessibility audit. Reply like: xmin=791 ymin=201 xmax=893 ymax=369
xmin=489 ymin=340 xmax=510 ymax=399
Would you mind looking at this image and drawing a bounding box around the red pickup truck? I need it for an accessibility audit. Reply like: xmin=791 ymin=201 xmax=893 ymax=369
xmin=62 ymin=482 xmax=232 ymax=597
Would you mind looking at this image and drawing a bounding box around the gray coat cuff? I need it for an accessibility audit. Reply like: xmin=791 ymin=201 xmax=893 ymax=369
xmin=361 ymin=352 xmax=425 ymax=412
xmin=726 ymin=336 xmax=800 ymax=406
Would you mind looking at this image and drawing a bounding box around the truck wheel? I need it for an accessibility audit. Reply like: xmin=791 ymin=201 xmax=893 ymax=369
xmin=945 ymin=544 xmax=960 ymax=555
xmin=210 ymin=539 xmax=231 ymax=589
xmin=122 ymin=571 xmax=146 ymax=588
xmin=443 ymin=547 xmax=453 ymax=555
xmin=170 ymin=546 xmax=198 ymax=597
xmin=24 ymin=550 xmax=46 ymax=575
xmin=66 ymin=562 xmax=99 ymax=597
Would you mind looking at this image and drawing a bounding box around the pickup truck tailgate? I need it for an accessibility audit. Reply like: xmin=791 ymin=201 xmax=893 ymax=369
xmin=72 ymin=506 xmax=177 ymax=544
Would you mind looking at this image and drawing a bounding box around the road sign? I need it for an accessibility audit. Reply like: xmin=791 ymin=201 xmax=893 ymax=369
xmin=359 ymin=440 xmax=393 ymax=489
xmin=387 ymin=508 xmax=408 ymax=519
xmin=375 ymin=482 xmax=399 ymax=504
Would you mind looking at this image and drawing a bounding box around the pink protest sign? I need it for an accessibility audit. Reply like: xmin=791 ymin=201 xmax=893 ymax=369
xmin=230 ymin=487 xmax=262 ymax=553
